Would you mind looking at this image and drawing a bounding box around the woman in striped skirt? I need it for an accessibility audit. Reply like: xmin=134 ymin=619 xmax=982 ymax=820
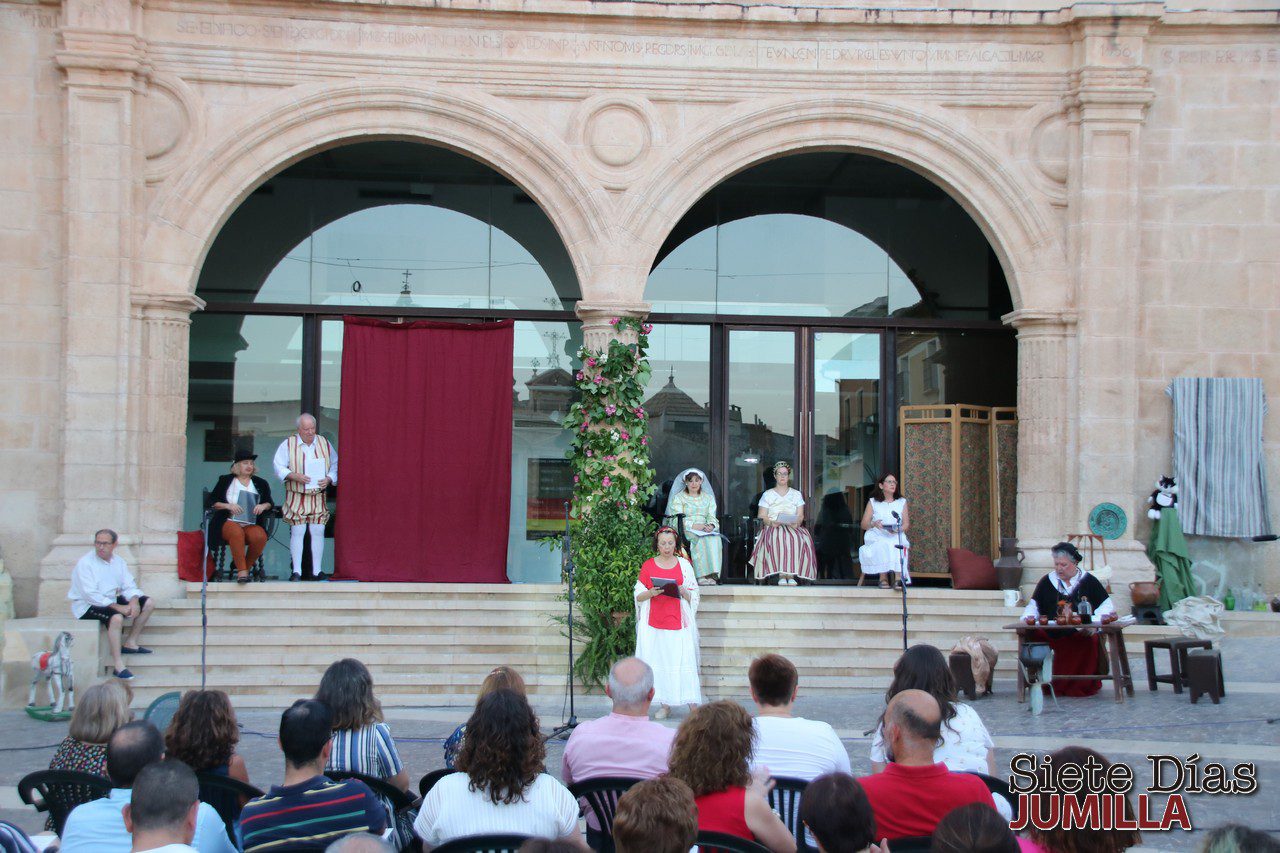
xmin=749 ymin=461 xmax=818 ymax=585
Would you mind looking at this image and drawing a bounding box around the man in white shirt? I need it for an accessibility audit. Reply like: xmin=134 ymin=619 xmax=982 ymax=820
xmin=123 ymin=760 xmax=202 ymax=853
xmin=69 ymin=530 xmax=155 ymax=680
xmin=61 ymin=722 xmax=235 ymax=853
xmin=273 ymin=414 xmax=338 ymax=581
xmin=749 ymin=654 xmax=852 ymax=780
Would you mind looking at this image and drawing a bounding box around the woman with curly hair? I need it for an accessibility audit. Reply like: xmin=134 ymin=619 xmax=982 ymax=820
xmin=668 ymin=701 xmax=796 ymax=853
xmin=164 ymin=689 xmax=249 ymax=783
xmin=869 ymin=644 xmax=995 ymax=776
xmin=315 ymin=658 xmax=412 ymax=846
xmin=443 ymin=665 xmax=526 ymax=769
xmin=414 ymin=689 xmax=583 ymax=850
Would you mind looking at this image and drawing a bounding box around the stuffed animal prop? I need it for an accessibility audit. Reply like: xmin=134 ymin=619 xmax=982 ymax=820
xmin=1147 ymin=476 xmax=1178 ymax=520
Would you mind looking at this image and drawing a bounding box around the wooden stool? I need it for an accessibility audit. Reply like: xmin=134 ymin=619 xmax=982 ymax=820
xmin=950 ymin=651 xmax=976 ymax=699
xmin=1143 ymin=637 xmax=1212 ymax=694
xmin=1187 ymin=649 xmax=1225 ymax=704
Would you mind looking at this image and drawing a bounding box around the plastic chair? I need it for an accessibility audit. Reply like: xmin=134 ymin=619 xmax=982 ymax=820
xmin=888 ymin=836 xmax=933 ymax=853
xmin=696 ymin=831 xmax=772 ymax=853
xmin=143 ymin=691 xmax=183 ymax=735
xmin=766 ymin=776 xmax=810 ymax=851
xmin=965 ymin=771 xmax=1018 ymax=823
xmin=325 ymin=770 xmax=417 ymax=812
xmin=17 ymin=770 xmax=113 ymax=836
xmin=418 ymin=768 xmax=459 ymax=799
xmin=567 ymin=776 xmax=643 ymax=853
xmin=432 ymin=834 xmax=533 ymax=853
xmin=195 ymin=771 xmax=263 ymax=845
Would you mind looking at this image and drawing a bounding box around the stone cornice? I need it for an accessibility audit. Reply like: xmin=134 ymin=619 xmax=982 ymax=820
xmin=1003 ymin=308 xmax=1078 ymax=331
xmin=575 ymin=301 xmax=651 ymax=321
xmin=131 ymin=292 xmax=206 ymax=317
xmin=56 ymin=29 xmax=146 ymax=79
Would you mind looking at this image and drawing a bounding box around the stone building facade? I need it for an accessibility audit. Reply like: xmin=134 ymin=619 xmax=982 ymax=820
xmin=1 ymin=0 xmax=1277 ymax=616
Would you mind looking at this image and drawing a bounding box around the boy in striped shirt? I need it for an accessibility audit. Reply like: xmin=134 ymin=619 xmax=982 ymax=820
xmin=238 ymin=700 xmax=387 ymax=852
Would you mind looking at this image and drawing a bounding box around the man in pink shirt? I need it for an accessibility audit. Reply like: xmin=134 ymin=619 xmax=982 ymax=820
xmin=562 ymin=657 xmax=676 ymax=849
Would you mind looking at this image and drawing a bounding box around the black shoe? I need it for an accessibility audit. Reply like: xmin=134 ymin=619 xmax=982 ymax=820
xmin=122 ymin=646 xmax=152 ymax=655
xmin=310 ymin=573 xmax=328 ymax=582
xmin=289 ymin=574 xmax=301 ymax=582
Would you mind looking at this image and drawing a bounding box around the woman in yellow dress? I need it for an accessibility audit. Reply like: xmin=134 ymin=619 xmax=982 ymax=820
xmin=665 ymin=468 xmax=723 ymax=585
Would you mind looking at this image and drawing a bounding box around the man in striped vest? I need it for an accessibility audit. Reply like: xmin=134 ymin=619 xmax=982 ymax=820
xmin=273 ymin=413 xmax=338 ymax=581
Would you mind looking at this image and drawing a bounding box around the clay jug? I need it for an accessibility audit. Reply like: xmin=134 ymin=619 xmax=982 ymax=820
xmin=994 ymin=538 xmax=1025 ymax=590
xmin=1130 ymin=581 xmax=1161 ymax=607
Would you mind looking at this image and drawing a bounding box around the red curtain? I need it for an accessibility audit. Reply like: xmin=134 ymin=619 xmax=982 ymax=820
xmin=334 ymin=317 xmax=513 ymax=583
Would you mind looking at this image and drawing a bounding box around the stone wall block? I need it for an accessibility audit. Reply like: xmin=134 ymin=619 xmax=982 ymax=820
xmin=1199 ymin=307 xmax=1267 ymax=352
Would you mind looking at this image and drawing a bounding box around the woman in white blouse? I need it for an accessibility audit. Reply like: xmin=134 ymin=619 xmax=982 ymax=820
xmin=869 ymin=644 xmax=995 ymax=775
xmin=749 ymin=461 xmax=818 ymax=585
xmin=414 ymin=689 xmax=585 ymax=850
xmin=859 ymin=472 xmax=910 ymax=589
xmin=205 ymin=450 xmax=274 ymax=584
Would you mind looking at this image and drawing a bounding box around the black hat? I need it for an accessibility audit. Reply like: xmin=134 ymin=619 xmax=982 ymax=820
xmin=233 ymin=450 xmax=258 ymax=463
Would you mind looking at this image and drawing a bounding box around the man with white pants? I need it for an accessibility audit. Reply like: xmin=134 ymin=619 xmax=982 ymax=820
xmin=273 ymin=414 xmax=338 ymax=581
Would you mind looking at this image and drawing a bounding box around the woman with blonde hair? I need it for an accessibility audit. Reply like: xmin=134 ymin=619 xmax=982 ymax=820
xmin=750 ymin=461 xmax=817 ymax=585
xmin=668 ymin=701 xmax=795 ymax=852
xmin=315 ymin=658 xmax=413 ymax=846
xmin=45 ymin=680 xmax=132 ymax=827
xmin=443 ymin=665 xmax=526 ymax=769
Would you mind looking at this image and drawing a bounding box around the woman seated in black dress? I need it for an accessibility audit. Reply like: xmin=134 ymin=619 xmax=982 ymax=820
xmin=1021 ymin=541 xmax=1116 ymax=696
xmin=205 ymin=450 xmax=274 ymax=583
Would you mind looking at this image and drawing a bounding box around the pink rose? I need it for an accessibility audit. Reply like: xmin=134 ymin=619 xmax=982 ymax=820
xmin=642 ymin=323 xmax=653 ymax=333
xmin=620 ymin=431 xmax=630 ymax=440
xmin=605 ymin=404 xmax=617 ymax=416
xmin=629 ymin=484 xmax=638 ymax=494
xmin=585 ymin=449 xmax=593 ymax=457
xmin=603 ymin=476 xmax=612 ymax=487
xmin=641 ymin=437 xmax=648 ymax=445
xmin=593 ymin=376 xmax=603 ymax=385
xmin=575 ymin=371 xmax=584 ymax=381
xmin=587 ymin=358 xmax=597 ymax=367
xmin=635 ymin=408 xmax=645 ymax=418
xmin=609 ymin=318 xmax=619 ymax=326
xmin=573 ymin=475 xmax=579 ymax=484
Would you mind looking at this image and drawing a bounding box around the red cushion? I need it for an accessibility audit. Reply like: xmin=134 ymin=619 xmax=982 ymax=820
xmin=948 ymin=548 xmax=998 ymax=590
xmin=176 ymin=530 xmax=214 ymax=582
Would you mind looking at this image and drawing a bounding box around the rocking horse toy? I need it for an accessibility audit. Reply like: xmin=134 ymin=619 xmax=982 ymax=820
xmin=27 ymin=631 xmax=75 ymax=721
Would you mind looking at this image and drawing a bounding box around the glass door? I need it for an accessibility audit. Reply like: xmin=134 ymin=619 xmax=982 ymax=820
xmin=810 ymin=330 xmax=882 ymax=581
xmin=723 ymin=328 xmax=799 ymax=580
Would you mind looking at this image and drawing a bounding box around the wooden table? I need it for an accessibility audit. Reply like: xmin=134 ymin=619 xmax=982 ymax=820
xmin=1004 ymin=622 xmax=1135 ymax=704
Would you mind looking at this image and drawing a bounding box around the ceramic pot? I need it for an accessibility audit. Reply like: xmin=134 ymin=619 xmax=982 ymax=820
xmin=1130 ymin=581 xmax=1161 ymax=607
xmin=994 ymin=538 xmax=1025 ymax=590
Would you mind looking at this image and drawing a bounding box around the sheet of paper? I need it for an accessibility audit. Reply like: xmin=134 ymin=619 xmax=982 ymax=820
xmin=304 ymin=457 xmax=327 ymax=491
xmin=776 ymin=512 xmax=798 ymax=525
xmin=688 ymin=527 xmax=717 ymax=537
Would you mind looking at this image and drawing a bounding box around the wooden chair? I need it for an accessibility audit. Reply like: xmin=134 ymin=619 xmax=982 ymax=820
xmin=17 ymin=769 xmax=112 ymax=836
xmin=195 ymin=771 xmax=263 ymax=846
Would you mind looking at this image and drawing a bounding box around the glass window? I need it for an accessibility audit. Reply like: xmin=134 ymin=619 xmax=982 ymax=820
xmin=184 ymin=314 xmax=306 ymax=579
xmin=896 ymin=331 xmax=1016 ymax=407
xmin=648 ymin=152 xmax=1011 ymax=320
xmin=642 ymin=324 xmax=712 ymax=510
xmin=197 ymin=141 xmax=579 ymax=310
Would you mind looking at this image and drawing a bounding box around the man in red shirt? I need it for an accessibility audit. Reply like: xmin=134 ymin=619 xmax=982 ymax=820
xmin=858 ymin=689 xmax=995 ymax=839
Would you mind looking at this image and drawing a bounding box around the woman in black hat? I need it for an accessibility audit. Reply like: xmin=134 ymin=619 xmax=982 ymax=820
xmin=205 ymin=450 xmax=274 ymax=584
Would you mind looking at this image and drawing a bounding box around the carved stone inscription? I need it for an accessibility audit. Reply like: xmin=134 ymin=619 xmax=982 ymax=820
xmin=154 ymin=12 xmax=1066 ymax=72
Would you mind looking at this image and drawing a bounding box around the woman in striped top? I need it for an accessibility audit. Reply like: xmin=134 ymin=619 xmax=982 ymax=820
xmin=316 ymin=658 xmax=413 ymax=847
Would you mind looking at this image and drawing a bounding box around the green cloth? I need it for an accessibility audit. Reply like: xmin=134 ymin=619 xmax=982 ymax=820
xmin=1147 ymin=506 xmax=1197 ymax=610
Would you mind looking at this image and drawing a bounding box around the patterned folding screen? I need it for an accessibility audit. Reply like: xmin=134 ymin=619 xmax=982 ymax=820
xmin=899 ymin=404 xmax=1016 ymax=579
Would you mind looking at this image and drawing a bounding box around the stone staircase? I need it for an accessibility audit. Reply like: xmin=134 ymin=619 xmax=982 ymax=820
xmin=104 ymin=582 xmax=1275 ymax=709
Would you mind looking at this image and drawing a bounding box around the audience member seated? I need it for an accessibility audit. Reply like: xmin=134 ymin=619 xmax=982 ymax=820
xmin=414 ymin=689 xmax=582 ymax=850
xmin=748 ymin=654 xmax=851 ymax=779
xmin=444 ymin=665 xmax=525 ymax=770
xmin=613 ymin=776 xmax=700 ymax=853
xmin=164 ymin=690 xmax=250 ymax=784
xmin=69 ymin=529 xmax=157 ymax=680
xmin=123 ymin=759 xmax=203 ymax=853
xmin=316 ymin=659 xmax=413 ymax=847
xmin=60 ymin=721 xmax=235 ymax=853
xmin=870 ymin=645 xmax=995 ymax=775
xmin=797 ymin=773 xmax=883 ymax=853
xmin=324 ymin=836 xmax=397 ymax=853
xmin=1019 ymin=747 xmax=1140 ymax=853
xmin=668 ymin=701 xmax=796 ymax=853
xmin=562 ymin=657 xmax=675 ymax=849
xmin=0 ymin=821 xmax=38 ymax=853
xmin=1199 ymin=824 xmax=1280 ymax=853
xmin=931 ymin=802 xmax=1018 ymax=853
xmin=46 ymin=680 xmax=134 ymax=828
xmin=238 ymin=700 xmax=386 ymax=852
xmin=858 ymin=690 xmax=993 ymax=841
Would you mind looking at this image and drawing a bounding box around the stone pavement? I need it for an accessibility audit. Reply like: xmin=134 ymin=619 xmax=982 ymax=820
xmin=0 ymin=636 xmax=1276 ymax=851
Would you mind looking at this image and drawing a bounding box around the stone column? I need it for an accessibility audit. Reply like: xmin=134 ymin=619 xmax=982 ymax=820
xmin=130 ymin=293 xmax=205 ymax=602
xmin=575 ymin=301 xmax=649 ymax=352
xmin=37 ymin=0 xmax=144 ymax=614
xmin=1062 ymin=10 xmax=1159 ymax=608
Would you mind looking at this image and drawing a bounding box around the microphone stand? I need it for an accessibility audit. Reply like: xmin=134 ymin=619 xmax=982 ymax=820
xmin=893 ymin=510 xmax=908 ymax=652
xmin=199 ymin=506 xmax=213 ymax=690
xmin=550 ymin=501 xmax=579 ymax=741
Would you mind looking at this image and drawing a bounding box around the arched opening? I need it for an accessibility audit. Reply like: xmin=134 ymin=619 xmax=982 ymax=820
xmin=185 ymin=140 xmax=582 ymax=581
xmin=641 ymin=152 xmax=1017 ymax=582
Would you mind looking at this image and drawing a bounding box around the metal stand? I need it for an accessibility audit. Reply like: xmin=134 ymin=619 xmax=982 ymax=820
xmin=894 ymin=513 xmax=909 ymax=651
xmin=549 ymin=501 xmax=578 ymax=741
xmin=199 ymin=508 xmax=213 ymax=690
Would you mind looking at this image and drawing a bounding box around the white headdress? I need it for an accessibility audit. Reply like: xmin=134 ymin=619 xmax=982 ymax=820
xmin=665 ymin=467 xmax=717 ymax=518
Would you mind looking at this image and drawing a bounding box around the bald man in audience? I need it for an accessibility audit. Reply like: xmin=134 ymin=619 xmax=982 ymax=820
xmin=857 ymin=689 xmax=993 ymax=839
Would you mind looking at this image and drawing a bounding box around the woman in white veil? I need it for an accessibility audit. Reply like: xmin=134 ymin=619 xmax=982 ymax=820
xmin=664 ymin=468 xmax=723 ymax=584
xmin=634 ymin=526 xmax=702 ymax=719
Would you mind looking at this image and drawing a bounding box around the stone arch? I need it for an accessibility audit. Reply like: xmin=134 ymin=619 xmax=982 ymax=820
xmin=137 ymin=81 xmax=607 ymax=301
xmin=625 ymin=97 xmax=1071 ymax=313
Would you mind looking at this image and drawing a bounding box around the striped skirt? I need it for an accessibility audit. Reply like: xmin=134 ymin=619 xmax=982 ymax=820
xmin=283 ymin=489 xmax=330 ymax=525
xmin=750 ymin=526 xmax=817 ymax=581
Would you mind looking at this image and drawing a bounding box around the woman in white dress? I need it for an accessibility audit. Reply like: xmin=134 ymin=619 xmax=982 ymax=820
xmin=859 ymin=472 xmax=910 ymax=589
xmin=665 ymin=468 xmax=722 ymax=585
xmin=749 ymin=461 xmax=818 ymax=585
xmin=634 ymin=526 xmax=702 ymax=720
